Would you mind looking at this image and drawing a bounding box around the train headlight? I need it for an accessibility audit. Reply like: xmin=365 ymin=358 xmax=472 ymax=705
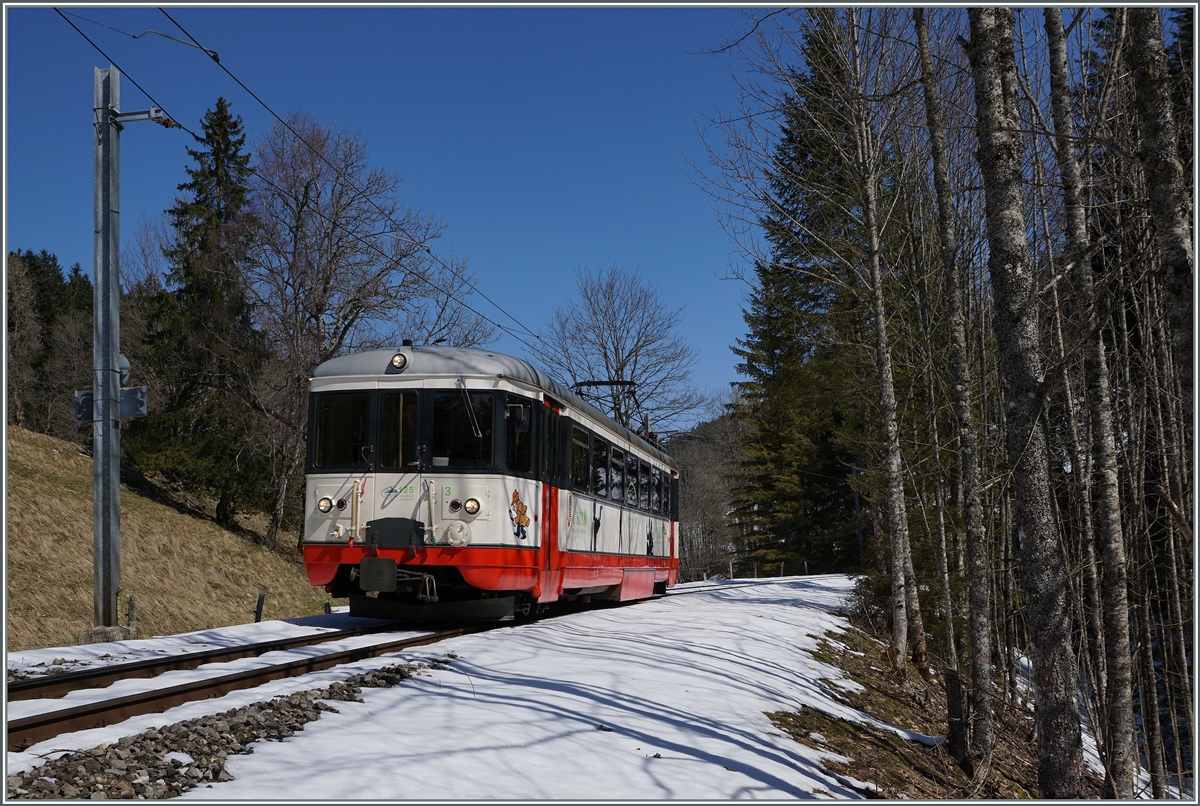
xmin=390 ymin=352 xmax=408 ymax=371
xmin=317 ymin=497 xmax=333 ymax=514
xmin=449 ymin=499 xmax=462 ymax=513
xmin=463 ymin=498 xmax=481 ymax=516
xmin=336 ymin=499 xmax=347 ymax=511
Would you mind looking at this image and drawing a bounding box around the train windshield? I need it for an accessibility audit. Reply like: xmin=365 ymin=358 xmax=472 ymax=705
xmin=431 ymin=391 xmax=494 ymax=468
xmin=313 ymin=392 xmax=371 ymax=469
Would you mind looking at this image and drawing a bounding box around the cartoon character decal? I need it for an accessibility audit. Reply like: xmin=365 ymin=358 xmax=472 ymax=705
xmin=509 ymin=489 xmax=530 ymax=540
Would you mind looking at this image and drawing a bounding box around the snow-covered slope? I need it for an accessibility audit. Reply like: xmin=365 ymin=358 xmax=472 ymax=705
xmin=9 ymin=575 xmax=899 ymax=799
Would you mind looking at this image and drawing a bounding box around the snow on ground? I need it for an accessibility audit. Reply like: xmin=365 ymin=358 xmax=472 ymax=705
xmin=6 ymin=611 xmax=372 ymax=679
xmin=8 ymin=575 xmax=901 ymax=798
xmin=6 ymin=631 xmax=434 ymax=724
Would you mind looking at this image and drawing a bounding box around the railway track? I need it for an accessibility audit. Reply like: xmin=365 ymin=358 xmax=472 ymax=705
xmin=6 ymin=624 xmax=494 ymax=752
xmin=6 ymin=580 xmax=794 ymax=753
xmin=7 ymin=621 xmax=408 ymax=703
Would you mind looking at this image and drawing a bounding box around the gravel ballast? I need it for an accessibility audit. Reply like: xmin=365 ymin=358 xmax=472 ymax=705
xmin=7 ymin=660 xmax=438 ymax=800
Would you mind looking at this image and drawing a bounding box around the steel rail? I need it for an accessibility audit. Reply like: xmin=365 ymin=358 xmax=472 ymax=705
xmin=7 ymin=622 xmax=406 ymax=703
xmin=7 ymin=625 xmax=490 ymax=752
xmin=8 ymin=580 xmax=783 ymax=702
xmin=6 ymin=579 xmax=794 ymax=752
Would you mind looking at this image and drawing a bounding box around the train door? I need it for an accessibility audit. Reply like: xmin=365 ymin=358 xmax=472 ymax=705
xmin=540 ymin=404 xmax=562 ymax=572
xmin=374 ymin=390 xmax=422 ymax=531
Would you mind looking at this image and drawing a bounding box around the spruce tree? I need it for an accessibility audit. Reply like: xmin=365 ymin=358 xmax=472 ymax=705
xmin=728 ymin=11 xmax=947 ymax=672
xmin=729 ymin=59 xmax=867 ymax=577
xmin=125 ymin=98 xmax=270 ymax=525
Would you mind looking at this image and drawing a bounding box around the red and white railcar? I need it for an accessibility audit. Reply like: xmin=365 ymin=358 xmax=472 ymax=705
xmin=302 ymin=345 xmax=679 ymax=620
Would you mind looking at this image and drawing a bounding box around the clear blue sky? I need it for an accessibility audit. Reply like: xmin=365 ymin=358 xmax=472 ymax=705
xmin=5 ymin=6 xmax=756 ymax=418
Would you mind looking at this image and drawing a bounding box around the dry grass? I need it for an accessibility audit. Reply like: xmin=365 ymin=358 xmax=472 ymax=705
xmin=771 ymin=624 xmax=1105 ymax=798
xmin=6 ymin=427 xmax=330 ymax=651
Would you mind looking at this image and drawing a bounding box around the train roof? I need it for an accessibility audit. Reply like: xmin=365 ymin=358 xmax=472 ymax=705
xmin=312 ymin=346 xmax=676 ymax=469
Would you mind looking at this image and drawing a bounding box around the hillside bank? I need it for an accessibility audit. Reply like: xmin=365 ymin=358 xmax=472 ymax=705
xmin=5 ymin=427 xmax=328 ymax=650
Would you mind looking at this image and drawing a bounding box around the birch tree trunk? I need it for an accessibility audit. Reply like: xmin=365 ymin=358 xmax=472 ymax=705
xmin=265 ymin=406 xmax=307 ymax=551
xmin=967 ymin=8 xmax=1084 ymax=796
xmin=1128 ymin=7 xmax=1194 ymax=407
xmin=1043 ymin=9 xmax=1135 ymax=797
xmin=913 ymin=7 xmax=993 ymax=761
xmin=867 ymin=129 xmax=913 ymax=672
xmin=847 ymin=11 xmax=925 ymax=674
xmin=1134 ymin=534 xmax=1168 ymax=799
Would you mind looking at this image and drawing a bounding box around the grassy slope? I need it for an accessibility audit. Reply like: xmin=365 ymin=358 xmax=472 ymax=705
xmin=6 ymin=427 xmax=329 ymax=651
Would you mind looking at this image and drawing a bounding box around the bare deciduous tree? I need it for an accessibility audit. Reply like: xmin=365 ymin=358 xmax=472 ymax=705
xmin=701 ymin=7 xmax=929 ymax=673
xmin=535 ymin=264 xmax=702 ymax=433
xmin=914 ymin=7 xmax=993 ymax=765
xmin=120 ymin=214 xmax=175 ymax=291
xmin=44 ymin=313 xmax=94 ymax=430
xmin=967 ymin=8 xmax=1083 ymax=796
xmin=247 ymin=111 xmax=494 ymax=546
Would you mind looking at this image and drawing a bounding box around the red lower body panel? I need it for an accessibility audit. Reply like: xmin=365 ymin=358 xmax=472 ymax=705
xmin=535 ymin=570 xmax=564 ymax=603
xmin=459 ymin=565 xmax=538 ymax=590
xmin=306 ymin=561 xmax=340 ymax=586
xmin=304 ymin=534 xmax=678 ymax=603
xmin=618 ymin=569 xmax=657 ymax=601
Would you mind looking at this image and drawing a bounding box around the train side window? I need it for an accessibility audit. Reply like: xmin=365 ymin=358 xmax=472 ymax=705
xmin=380 ymin=391 xmax=419 ymax=469
xmin=431 ymin=391 xmax=494 ymax=468
xmin=541 ymin=407 xmax=562 ymax=487
xmin=664 ymin=475 xmax=673 ymax=518
xmin=625 ymin=452 xmax=639 ymax=507
xmin=610 ymin=447 xmax=625 ymax=502
xmin=506 ymin=396 xmax=533 ymax=473
xmin=313 ymin=392 xmax=370 ymax=469
xmin=571 ymin=427 xmax=589 ymax=491
xmin=651 ymin=467 xmax=662 ymax=513
xmin=591 ymin=436 xmax=610 ymax=499
xmin=639 ymin=461 xmax=651 ymax=510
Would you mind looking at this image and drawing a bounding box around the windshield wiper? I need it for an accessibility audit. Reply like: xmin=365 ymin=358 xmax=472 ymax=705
xmin=458 ymin=377 xmax=483 ymax=439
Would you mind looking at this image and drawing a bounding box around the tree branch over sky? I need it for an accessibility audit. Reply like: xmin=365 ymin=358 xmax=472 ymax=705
xmin=245 ymin=111 xmax=494 ymax=546
xmin=535 ymin=264 xmax=702 ymax=434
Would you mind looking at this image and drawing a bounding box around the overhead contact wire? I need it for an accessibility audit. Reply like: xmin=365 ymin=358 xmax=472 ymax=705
xmin=54 ymin=8 xmax=185 ymax=130
xmin=157 ymin=7 xmax=542 ymax=344
xmin=54 ymin=8 xmax=540 ymax=353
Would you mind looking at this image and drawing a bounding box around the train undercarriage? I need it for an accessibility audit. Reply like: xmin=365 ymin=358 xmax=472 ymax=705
xmin=323 ymin=560 xmax=667 ymax=622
